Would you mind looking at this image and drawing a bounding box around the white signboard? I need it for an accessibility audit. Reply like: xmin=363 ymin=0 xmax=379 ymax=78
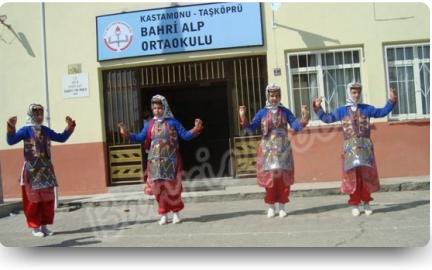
xmin=63 ymin=73 xmax=89 ymax=98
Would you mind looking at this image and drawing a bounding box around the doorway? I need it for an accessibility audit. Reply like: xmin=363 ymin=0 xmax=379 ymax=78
xmin=102 ymin=56 xmax=267 ymax=185
xmin=143 ymin=82 xmax=231 ymax=179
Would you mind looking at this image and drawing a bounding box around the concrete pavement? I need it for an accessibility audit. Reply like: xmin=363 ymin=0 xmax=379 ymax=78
xmin=0 ymin=190 xmax=429 ymax=247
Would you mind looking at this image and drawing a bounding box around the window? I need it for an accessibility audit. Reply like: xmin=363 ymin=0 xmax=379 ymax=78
xmin=287 ymin=49 xmax=362 ymax=122
xmin=385 ymin=43 xmax=430 ymax=119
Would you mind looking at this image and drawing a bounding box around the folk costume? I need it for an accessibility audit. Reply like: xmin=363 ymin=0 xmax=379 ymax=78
xmin=240 ymin=84 xmax=308 ymax=218
xmin=313 ymin=82 xmax=396 ymax=216
xmin=6 ymin=104 xmax=75 ymax=237
xmin=127 ymin=95 xmax=202 ymax=224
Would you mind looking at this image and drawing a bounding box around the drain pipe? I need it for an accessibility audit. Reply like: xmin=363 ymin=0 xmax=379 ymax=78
xmin=41 ymin=2 xmax=51 ymax=127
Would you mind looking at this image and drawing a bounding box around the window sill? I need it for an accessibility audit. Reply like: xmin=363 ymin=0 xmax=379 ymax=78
xmin=388 ymin=117 xmax=430 ymax=125
xmin=302 ymin=123 xmax=341 ymax=130
xmin=292 ymin=123 xmax=342 ymax=134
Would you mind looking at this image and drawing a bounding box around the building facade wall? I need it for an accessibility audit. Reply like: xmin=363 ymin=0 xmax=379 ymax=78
xmin=0 ymin=2 xmax=429 ymax=199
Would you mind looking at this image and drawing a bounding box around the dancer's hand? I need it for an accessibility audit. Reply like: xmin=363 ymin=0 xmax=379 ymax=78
xmin=389 ymin=88 xmax=398 ymax=103
xmin=7 ymin=116 xmax=17 ymax=133
xmin=194 ymin=118 xmax=203 ymax=128
xmin=301 ymin=105 xmax=310 ymax=120
xmin=65 ymin=116 xmax=76 ymax=128
xmin=7 ymin=116 xmax=17 ymax=128
xmin=118 ymin=122 xmax=130 ymax=138
xmin=194 ymin=118 xmax=204 ymax=133
xmin=239 ymin=106 xmax=246 ymax=117
xmin=313 ymin=97 xmax=323 ymax=108
xmin=300 ymin=105 xmax=310 ymax=126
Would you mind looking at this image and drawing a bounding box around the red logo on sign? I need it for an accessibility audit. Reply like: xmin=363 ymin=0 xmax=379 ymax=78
xmin=103 ymin=21 xmax=133 ymax=52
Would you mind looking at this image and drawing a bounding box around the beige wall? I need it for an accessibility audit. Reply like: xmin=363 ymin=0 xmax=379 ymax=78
xmin=1 ymin=2 xmax=429 ymax=150
xmin=0 ymin=3 xmax=45 ymax=149
xmin=264 ymin=2 xmax=430 ymax=117
xmin=0 ymin=2 xmax=267 ymax=150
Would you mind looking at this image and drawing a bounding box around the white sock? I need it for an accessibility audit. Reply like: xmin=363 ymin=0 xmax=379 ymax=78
xmin=352 ymin=205 xmax=361 ymax=216
xmin=41 ymin=225 xmax=54 ymax=235
xmin=31 ymin=228 xmax=44 ymax=237
xmin=278 ymin=204 xmax=287 ymax=217
xmin=173 ymin=212 xmax=181 ymax=224
xmin=278 ymin=203 xmax=286 ymax=212
xmin=363 ymin=203 xmax=373 ymax=215
xmin=267 ymin=204 xmax=276 ymax=218
xmin=159 ymin=215 xmax=167 ymax=225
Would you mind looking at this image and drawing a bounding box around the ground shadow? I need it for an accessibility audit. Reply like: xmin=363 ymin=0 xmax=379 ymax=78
xmin=54 ymin=219 xmax=158 ymax=235
xmin=51 ymin=199 xmax=430 ymax=237
xmin=373 ymin=200 xmax=429 ymax=214
xmin=184 ymin=210 xmax=264 ymax=223
xmin=37 ymin=236 xmax=101 ymax=247
xmin=290 ymin=199 xmax=430 ymax=216
xmin=288 ymin=203 xmax=348 ymax=215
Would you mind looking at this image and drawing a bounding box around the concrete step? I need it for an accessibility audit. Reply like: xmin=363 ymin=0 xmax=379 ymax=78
xmin=107 ymin=177 xmax=257 ymax=193
xmin=58 ymin=176 xmax=429 ymax=209
xmin=2 ymin=176 xmax=428 ymax=214
xmin=0 ymin=202 xmax=22 ymax=218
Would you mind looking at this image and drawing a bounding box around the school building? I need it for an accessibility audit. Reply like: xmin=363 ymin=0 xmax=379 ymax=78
xmin=0 ymin=2 xmax=429 ymax=199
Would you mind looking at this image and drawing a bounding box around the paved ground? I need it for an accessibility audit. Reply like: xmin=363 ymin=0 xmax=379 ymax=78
xmin=0 ymin=190 xmax=429 ymax=247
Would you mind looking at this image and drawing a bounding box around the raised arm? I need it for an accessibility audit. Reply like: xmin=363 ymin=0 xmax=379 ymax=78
xmin=240 ymin=107 xmax=265 ymax=133
xmin=284 ymin=106 xmax=310 ymax=132
xmin=122 ymin=122 xmax=149 ymax=143
xmin=6 ymin=116 xmax=30 ymax=145
xmin=313 ymin=97 xmax=341 ymax=123
xmin=283 ymin=108 xmax=303 ymax=132
xmin=366 ymin=88 xmax=398 ymax=118
xmin=6 ymin=116 xmax=31 ymax=145
xmin=172 ymin=118 xmax=203 ymax=141
xmin=45 ymin=116 xmax=76 ymax=142
xmin=45 ymin=127 xmax=72 ymax=143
